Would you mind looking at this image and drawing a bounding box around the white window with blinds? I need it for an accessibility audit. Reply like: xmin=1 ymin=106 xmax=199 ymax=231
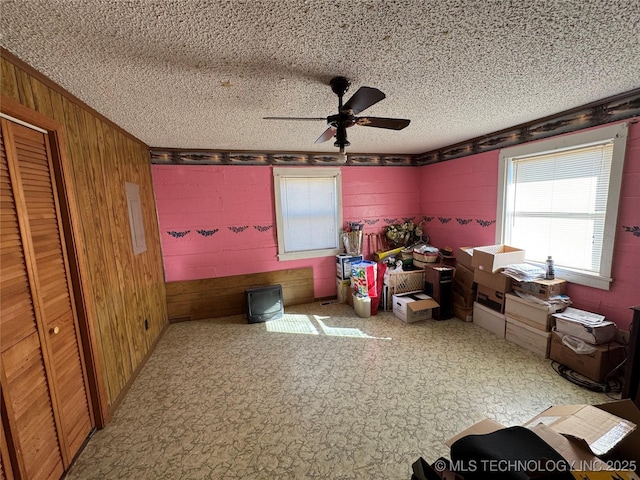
xmin=496 ymin=123 xmax=628 ymax=290
xmin=273 ymin=167 xmax=342 ymax=260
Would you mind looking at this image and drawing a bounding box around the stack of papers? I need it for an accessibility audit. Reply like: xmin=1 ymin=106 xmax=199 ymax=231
xmin=502 ymin=263 xmax=546 ymax=281
xmin=513 ymin=291 xmax=572 ymax=310
xmin=553 ymin=307 xmax=605 ymax=325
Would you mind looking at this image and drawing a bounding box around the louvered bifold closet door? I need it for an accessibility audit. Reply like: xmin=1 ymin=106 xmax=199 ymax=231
xmin=0 ymin=122 xmax=64 ymax=479
xmin=1 ymin=118 xmax=93 ymax=479
xmin=12 ymin=122 xmax=93 ymax=459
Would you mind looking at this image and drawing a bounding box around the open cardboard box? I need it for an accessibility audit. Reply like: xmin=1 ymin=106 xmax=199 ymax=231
xmin=392 ymin=291 xmax=440 ymax=323
xmin=444 ymin=400 xmax=640 ymax=474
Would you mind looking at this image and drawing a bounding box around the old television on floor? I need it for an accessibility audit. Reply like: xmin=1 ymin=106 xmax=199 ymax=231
xmin=245 ymin=284 xmax=284 ymax=323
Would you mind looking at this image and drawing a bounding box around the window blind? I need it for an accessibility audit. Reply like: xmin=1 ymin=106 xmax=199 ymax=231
xmin=507 ymin=142 xmax=613 ymax=273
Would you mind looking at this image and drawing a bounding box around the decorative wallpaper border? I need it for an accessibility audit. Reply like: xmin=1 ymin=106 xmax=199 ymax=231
xmin=151 ymin=89 xmax=639 ymax=166
xmin=165 ymin=216 xmax=499 ymax=240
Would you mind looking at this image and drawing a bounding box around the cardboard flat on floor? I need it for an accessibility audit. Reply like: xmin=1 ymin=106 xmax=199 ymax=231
xmin=553 ymin=316 xmax=617 ymax=345
xmin=473 ymin=302 xmax=506 ymax=337
xmin=524 ymin=404 xmax=636 ymax=457
xmin=505 ymin=315 xmax=552 ymax=357
xmin=475 ymin=283 xmax=506 ymax=313
xmin=512 ymin=278 xmax=567 ymax=299
xmin=505 ymin=292 xmax=561 ymax=331
xmin=392 ymin=292 xmax=439 ymax=323
xmin=549 ymin=331 xmax=626 ymax=383
xmin=474 ymin=268 xmax=513 ymax=293
xmin=471 ymin=244 xmax=526 ymax=273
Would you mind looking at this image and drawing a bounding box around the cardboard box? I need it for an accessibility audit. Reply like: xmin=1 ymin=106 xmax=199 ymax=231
xmin=549 ymin=331 xmax=626 ymax=382
xmin=445 ymin=400 xmax=640 ymax=475
xmin=475 ymin=284 xmax=506 ymax=313
xmin=336 ymin=278 xmax=351 ymax=304
xmin=453 ymin=279 xmax=475 ymax=308
xmin=474 ymin=268 xmax=512 ymax=293
xmin=392 ymin=292 xmax=439 ymax=323
xmin=595 ymin=399 xmax=640 ymax=467
xmin=437 ymin=252 xmax=456 ymax=267
xmin=504 ymin=293 xmax=562 ymax=331
xmin=445 ymin=420 xmax=611 ymax=470
xmin=336 ymin=254 xmax=363 ymax=279
xmin=453 ymin=303 xmax=473 ymax=322
xmin=454 ymin=263 xmax=475 ymax=289
xmin=473 ymin=302 xmax=506 ymax=337
xmin=512 ymin=278 xmax=567 ymax=299
xmin=505 ymin=316 xmax=551 ymax=357
xmin=553 ymin=316 xmax=617 ymax=345
xmin=472 ymin=244 xmax=526 ymax=273
xmin=457 ymin=246 xmax=474 ymax=270
xmin=525 ymin=402 xmax=637 ymax=457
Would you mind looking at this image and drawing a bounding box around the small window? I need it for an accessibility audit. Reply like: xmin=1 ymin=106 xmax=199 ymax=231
xmin=273 ymin=167 xmax=342 ymax=260
xmin=496 ymin=123 xmax=628 ymax=290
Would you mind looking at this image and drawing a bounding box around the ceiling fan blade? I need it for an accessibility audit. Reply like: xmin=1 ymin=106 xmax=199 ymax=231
xmin=263 ymin=117 xmax=326 ymax=121
xmin=356 ymin=117 xmax=410 ymax=130
xmin=342 ymin=87 xmax=386 ymax=115
xmin=315 ymin=127 xmax=336 ymax=143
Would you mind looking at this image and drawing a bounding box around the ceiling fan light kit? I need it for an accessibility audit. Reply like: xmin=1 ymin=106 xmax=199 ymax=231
xmin=264 ymin=76 xmax=410 ymax=153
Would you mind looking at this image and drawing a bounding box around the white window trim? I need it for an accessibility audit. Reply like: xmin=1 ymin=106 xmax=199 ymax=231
xmin=273 ymin=167 xmax=343 ymax=261
xmin=496 ymin=122 xmax=628 ymax=290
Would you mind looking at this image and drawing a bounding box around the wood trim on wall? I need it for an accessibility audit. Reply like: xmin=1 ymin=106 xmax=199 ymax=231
xmin=166 ymin=268 xmax=315 ymax=322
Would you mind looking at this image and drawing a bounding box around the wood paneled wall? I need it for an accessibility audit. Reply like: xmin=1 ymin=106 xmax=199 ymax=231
xmin=1 ymin=50 xmax=168 ymax=421
xmin=166 ymin=268 xmax=314 ymax=321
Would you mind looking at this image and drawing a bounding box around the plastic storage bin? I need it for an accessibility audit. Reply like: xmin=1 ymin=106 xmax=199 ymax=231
xmin=353 ymin=294 xmax=371 ymax=318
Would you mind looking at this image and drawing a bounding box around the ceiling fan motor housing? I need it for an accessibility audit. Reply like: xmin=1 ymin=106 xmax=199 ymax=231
xmin=330 ymin=76 xmax=351 ymax=98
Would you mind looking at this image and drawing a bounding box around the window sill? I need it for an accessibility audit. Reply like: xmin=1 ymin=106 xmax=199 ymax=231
xmin=278 ymin=248 xmax=341 ymax=261
xmin=529 ymin=262 xmax=612 ymax=290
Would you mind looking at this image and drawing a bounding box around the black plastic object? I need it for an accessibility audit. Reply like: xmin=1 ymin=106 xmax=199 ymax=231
xmin=449 ymin=426 xmax=572 ymax=480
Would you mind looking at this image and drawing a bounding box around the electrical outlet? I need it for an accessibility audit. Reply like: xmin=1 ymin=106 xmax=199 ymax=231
xmin=144 ymin=318 xmax=149 ymax=331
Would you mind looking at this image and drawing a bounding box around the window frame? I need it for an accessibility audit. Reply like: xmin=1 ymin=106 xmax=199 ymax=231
xmin=496 ymin=122 xmax=628 ymax=290
xmin=273 ymin=166 xmax=343 ymax=261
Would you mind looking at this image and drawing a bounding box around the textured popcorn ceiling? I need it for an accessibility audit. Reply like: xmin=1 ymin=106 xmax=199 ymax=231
xmin=1 ymin=0 xmax=639 ymax=155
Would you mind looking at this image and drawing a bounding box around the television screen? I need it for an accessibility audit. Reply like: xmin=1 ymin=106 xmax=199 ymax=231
xmin=245 ymin=284 xmax=284 ymax=323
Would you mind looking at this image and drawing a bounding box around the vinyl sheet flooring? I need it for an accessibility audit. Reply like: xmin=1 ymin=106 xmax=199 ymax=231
xmin=65 ymin=302 xmax=610 ymax=479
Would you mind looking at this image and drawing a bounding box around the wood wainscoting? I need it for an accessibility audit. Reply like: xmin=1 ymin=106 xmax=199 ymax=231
xmin=166 ymin=268 xmax=314 ymax=322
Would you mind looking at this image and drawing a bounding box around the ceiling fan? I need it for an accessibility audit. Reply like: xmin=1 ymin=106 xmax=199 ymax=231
xmin=264 ymin=76 xmax=410 ymax=155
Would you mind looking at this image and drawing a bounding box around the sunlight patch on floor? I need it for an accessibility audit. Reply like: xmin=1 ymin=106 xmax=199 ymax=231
xmin=265 ymin=314 xmax=320 ymax=335
xmin=265 ymin=313 xmax=391 ymax=340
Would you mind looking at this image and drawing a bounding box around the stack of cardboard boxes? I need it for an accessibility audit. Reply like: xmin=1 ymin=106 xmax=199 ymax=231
xmin=469 ymin=245 xmax=525 ymax=336
xmin=335 ymin=254 xmax=362 ymax=304
xmin=503 ymin=287 xmax=566 ymax=357
xmin=550 ymin=307 xmax=626 ymax=382
xmin=452 ymin=247 xmax=476 ymax=322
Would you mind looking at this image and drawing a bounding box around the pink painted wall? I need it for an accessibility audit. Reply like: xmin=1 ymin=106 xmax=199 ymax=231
xmin=420 ymin=121 xmax=640 ymax=331
xmin=152 ymin=122 xmax=639 ymax=328
xmin=152 ymin=165 xmax=422 ymax=299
